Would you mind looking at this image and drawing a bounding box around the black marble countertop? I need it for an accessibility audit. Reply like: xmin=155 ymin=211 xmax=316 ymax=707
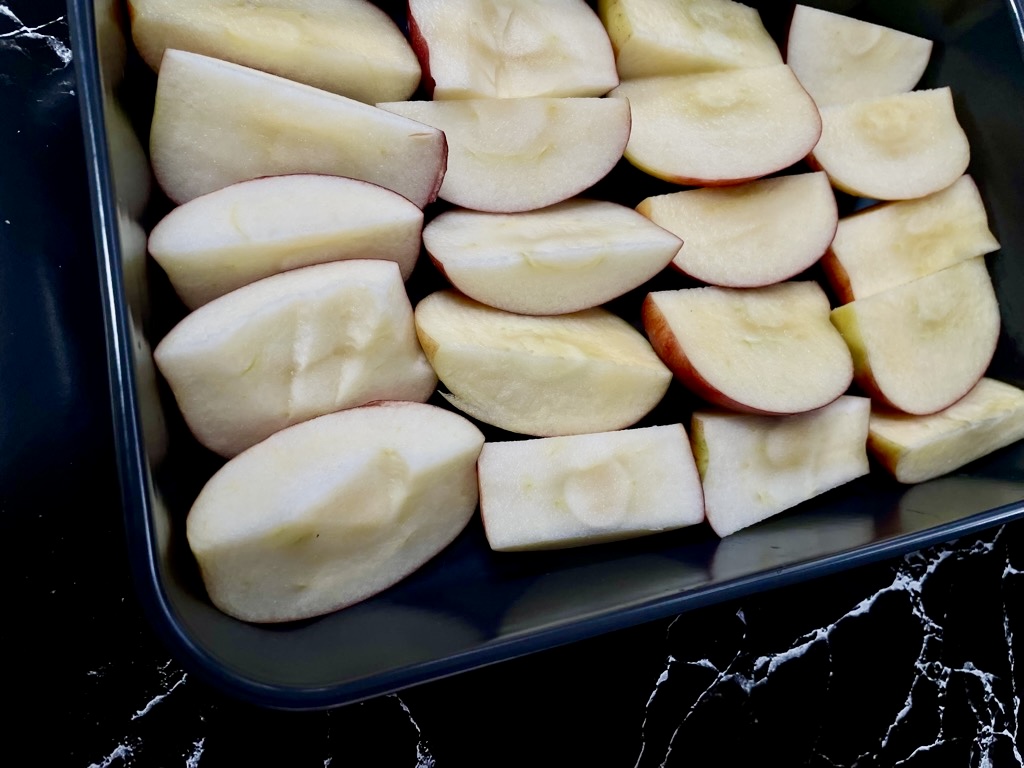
xmin=4 ymin=2 xmax=1022 ymax=765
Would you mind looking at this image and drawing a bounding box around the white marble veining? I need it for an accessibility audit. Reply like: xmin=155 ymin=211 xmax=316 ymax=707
xmin=0 ymin=6 xmax=72 ymax=67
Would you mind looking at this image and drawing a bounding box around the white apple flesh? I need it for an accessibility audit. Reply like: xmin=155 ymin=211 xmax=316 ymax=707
xmin=610 ymin=65 xmax=821 ymax=186
xmin=186 ymin=401 xmax=485 ymax=623
xmin=407 ymin=0 xmax=618 ymax=99
xmin=149 ymin=50 xmax=447 ymax=206
xmin=644 ymin=282 xmax=853 ymax=415
xmin=128 ymin=0 xmax=421 ymax=103
xmin=786 ymin=5 xmax=933 ymax=107
xmin=692 ymin=396 xmax=871 ymax=537
xmin=636 ymin=172 xmax=838 ymax=287
xmin=149 ymin=175 xmax=424 ymax=309
xmin=478 ymin=425 xmax=704 ymax=551
xmin=823 ymin=175 xmax=1000 ymax=303
xmin=377 ymin=97 xmax=630 ymax=213
xmin=830 ymin=257 xmax=1001 ymax=415
xmin=154 ymin=260 xmax=437 ymax=458
xmin=422 ymin=199 xmax=681 ymax=315
xmin=414 ymin=291 xmax=672 ymax=437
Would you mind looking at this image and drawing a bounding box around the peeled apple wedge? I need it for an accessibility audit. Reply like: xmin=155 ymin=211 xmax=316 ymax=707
xmin=148 ymin=175 xmax=424 ymax=309
xmin=598 ymin=0 xmax=781 ymax=78
xmin=128 ymin=0 xmax=421 ymax=103
xmin=786 ymin=5 xmax=933 ymax=107
xmin=636 ymin=172 xmax=838 ymax=287
xmin=150 ymin=50 xmax=447 ymax=207
xmin=478 ymin=425 xmax=704 ymax=552
xmin=422 ymin=199 xmax=681 ymax=315
xmin=809 ymin=88 xmax=970 ymax=200
xmin=407 ymin=0 xmax=618 ymax=99
xmin=377 ymin=98 xmax=630 ymax=213
xmin=186 ymin=402 xmax=485 ymax=623
xmin=868 ymin=378 xmax=1024 ymax=484
xmin=610 ymin=66 xmax=821 ymax=186
xmin=643 ymin=282 xmax=853 ymax=415
xmin=829 ymin=257 xmax=1000 ymax=415
xmin=414 ymin=291 xmax=672 ymax=437
xmin=692 ymin=396 xmax=871 ymax=537
xmin=154 ymin=260 xmax=437 ymax=458
xmin=823 ymin=175 xmax=1000 ymax=303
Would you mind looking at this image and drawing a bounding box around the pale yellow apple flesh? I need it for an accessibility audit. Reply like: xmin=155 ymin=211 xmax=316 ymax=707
xmin=786 ymin=5 xmax=933 ymax=107
xmin=868 ymin=378 xmax=1024 ymax=484
xmin=154 ymin=260 xmax=437 ymax=458
xmin=414 ymin=291 xmax=672 ymax=436
xmin=644 ymin=282 xmax=853 ymax=415
xmin=423 ymin=199 xmax=681 ymax=315
xmin=128 ymin=0 xmax=421 ymax=103
xmin=478 ymin=424 xmax=704 ymax=551
xmin=186 ymin=402 xmax=485 ymax=623
xmin=377 ymin=97 xmax=630 ymax=213
xmin=610 ymin=65 xmax=821 ymax=185
xmin=692 ymin=396 xmax=871 ymax=537
xmin=823 ymin=175 xmax=1000 ymax=303
xmin=598 ymin=0 xmax=781 ymax=78
xmin=810 ymin=88 xmax=970 ymax=200
xmin=149 ymin=50 xmax=447 ymax=206
xmin=149 ymin=175 xmax=424 ymax=309
xmin=830 ymin=257 xmax=1000 ymax=415
xmin=407 ymin=0 xmax=618 ymax=99
xmin=636 ymin=172 xmax=837 ymax=287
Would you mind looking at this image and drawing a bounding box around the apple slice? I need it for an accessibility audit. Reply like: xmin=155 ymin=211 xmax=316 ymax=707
xmin=692 ymin=396 xmax=871 ymax=537
xmin=154 ymin=260 xmax=437 ymax=458
xmin=414 ymin=290 xmax=671 ymax=436
xmin=128 ymin=0 xmax=421 ymax=103
xmin=643 ymin=282 xmax=853 ymax=415
xmin=478 ymin=425 xmax=704 ymax=551
xmin=809 ymin=88 xmax=970 ymax=200
xmin=407 ymin=0 xmax=618 ymax=99
xmin=610 ymin=66 xmax=820 ymax=186
xmin=829 ymin=257 xmax=1000 ymax=415
xmin=786 ymin=5 xmax=933 ymax=107
xmin=598 ymin=0 xmax=781 ymax=79
xmin=187 ymin=401 xmax=485 ymax=623
xmin=636 ymin=172 xmax=837 ymax=287
xmin=822 ymin=175 xmax=1000 ymax=303
xmin=377 ymin=98 xmax=630 ymax=213
xmin=868 ymin=378 xmax=1024 ymax=484
xmin=422 ymin=199 xmax=681 ymax=315
xmin=149 ymin=175 xmax=424 ymax=309
xmin=149 ymin=49 xmax=447 ymax=207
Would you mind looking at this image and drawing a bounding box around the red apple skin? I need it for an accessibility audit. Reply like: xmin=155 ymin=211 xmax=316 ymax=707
xmin=642 ymin=295 xmax=804 ymax=416
xmin=406 ymin=4 xmax=436 ymax=97
xmin=426 ymin=134 xmax=449 ymax=205
xmin=820 ymin=248 xmax=856 ymax=305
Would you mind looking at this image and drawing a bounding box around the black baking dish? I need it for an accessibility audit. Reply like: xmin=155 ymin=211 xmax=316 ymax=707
xmin=69 ymin=0 xmax=1024 ymax=708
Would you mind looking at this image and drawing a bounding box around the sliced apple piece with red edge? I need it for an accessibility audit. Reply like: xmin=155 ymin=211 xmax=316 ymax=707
xmin=786 ymin=5 xmax=933 ymax=107
xmin=868 ymin=378 xmax=1024 ymax=484
xmin=636 ymin=172 xmax=837 ymax=287
xmin=610 ymin=65 xmax=820 ymax=186
xmin=809 ymin=88 xmax=969 ymax=201
xmin=598 ymin=0 xmax=781 ymax=79
xmin=149 ymin=175 xmax=424 ymax=309
xmin=829 ymin=257 xmax=1000 ymax=415
xmin=478 ymin=425 xmax=704 ymax=552
xmin=155 ymin=260 xmax=437 ymax=458
xmin=128 ymin=0 xmax=421 ymax=103
xmin=822 ymin=175 xmax=1000 ymax=303
xmin=691 ymin=396 xmax=871 ymax=537
xmin=407 ymin=0 xmax=617 ymax=99
xmin=423 ymin=199 xmax=681 ymax=316
xmin=643 ymin=282 xmax=853 ymax=415
xmin=186 ymin=401 xmax=485 ymax=623
xmin=150 ymin=49 xmax=447 ymax=207
xmin=414 ymin=290 xmax=671 ymax=437
xmin=377 ymin=97 xmax=629 ymax=213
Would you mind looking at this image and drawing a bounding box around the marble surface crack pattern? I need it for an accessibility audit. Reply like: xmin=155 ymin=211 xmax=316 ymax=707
xmin=0 ymin=6 xmax=72 ymax=69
